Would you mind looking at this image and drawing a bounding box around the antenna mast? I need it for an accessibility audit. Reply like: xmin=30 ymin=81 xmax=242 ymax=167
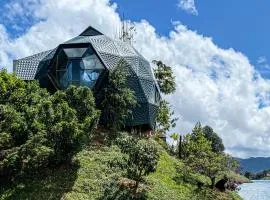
xmin=119 ymin=13 xmax=136 ymax=45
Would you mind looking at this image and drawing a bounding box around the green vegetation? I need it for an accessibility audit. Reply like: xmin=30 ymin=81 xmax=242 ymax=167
xmin=179 ymin=123 xmax=243 ymax=190
xmin=112 ymin=133 xmax=160 ymax=192
xmin=156 ymin=100 xmax=178 ymax=135
xmin=244 ymin=169 xmax=270 ymax=180
xmin=0 ymin=135 xmax=242 ymax=200
xmin=203 ymin=125 xmax=225 ymax=153
xmin=152 ymin=60 xmax=176 ymax=95
xmin=181 ymin=123 xmax=227 ymax=188
xmin=101 ymin=61 xmax=137 ymax=131
xmin=154 ymin=60 xmax=178 ymax=139
xmin=0 ymin=70 xmax=100 ymax=182
xmin=0 ymin=68 xmax=245 ymax=199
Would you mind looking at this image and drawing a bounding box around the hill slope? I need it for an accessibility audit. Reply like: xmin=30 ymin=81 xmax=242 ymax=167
xmin=237 ymin=157 xmax=270 ymax=173
xmin=1 ymin=143 xmax=242 ymax=200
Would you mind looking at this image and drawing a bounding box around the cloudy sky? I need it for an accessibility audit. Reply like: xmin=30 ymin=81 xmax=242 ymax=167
xmin=0 ymin=0 xmax=270 ymax=158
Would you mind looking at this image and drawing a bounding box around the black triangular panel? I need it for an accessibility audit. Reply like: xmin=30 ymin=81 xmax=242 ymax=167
xmin=79 ymin=26 xmax=103 ymax=36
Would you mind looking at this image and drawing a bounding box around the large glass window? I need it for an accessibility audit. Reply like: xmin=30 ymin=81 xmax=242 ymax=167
xmin=58 ymin=47 xmax=105 ymax=89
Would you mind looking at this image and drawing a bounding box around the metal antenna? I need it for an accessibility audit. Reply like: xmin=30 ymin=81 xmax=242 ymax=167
xmin=119 ymin=13 xmax=136 ymax=45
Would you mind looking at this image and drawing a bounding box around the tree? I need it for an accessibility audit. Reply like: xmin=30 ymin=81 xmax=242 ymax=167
xmin=244 ymin=171 xmax=253 ymax=180
xmin=152 ymin=60 xmax=178 ymax=137
xmin=170 ymin=133 xmax=179 ymax=152
xmin=112 ymin=133 xmax=160 ymax=192
xmin=224 ymin=154 xmax=240 ymax=173
xmin=152 ymin=60 xmax=176 ymax=95
xmin=203 ymin=125 xmax=225 ymax=153
xmin=156 ymin=100 xmax=178 ymax=135
xmin=182 ymin=123 xmax=228 ymax=188
xmin=101 ymin=61 xmax=137 ymax=131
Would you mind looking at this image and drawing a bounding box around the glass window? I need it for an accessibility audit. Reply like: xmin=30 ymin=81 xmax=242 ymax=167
xmin=63 ymin=48 xmax=87 ymax=58
xmin=58 ymin=50 xmax=68 ymax=69
xmin=58 ymin=47 xmax=105 ymax=89
xmin=81 ymin=70 xmax=101 ymax=88
xmin=82 ymin=55 xmax=104 ymax=70
xmin=70 ymin=60 xmax=81 ymax=83
xmin=59 ymin=71 xmax=69 ymax=88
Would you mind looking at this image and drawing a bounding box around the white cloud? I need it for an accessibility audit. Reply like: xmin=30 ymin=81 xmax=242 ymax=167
xmin=0 ymin=0 xmax=270 ymax=158
xmin=258 ymin=56 xmax=267 ymax=65
xmin=257 ymin=56 xmax=270 ymax=77
xmin=177 ymin=0 xmax=198 ymax=16
xmin=133 ymin=22 xmax=270 ymax=158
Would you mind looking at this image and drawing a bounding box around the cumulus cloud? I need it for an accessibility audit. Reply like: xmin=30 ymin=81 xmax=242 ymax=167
xmin=0 ymin=0 xmax=120 ymax=70
xmin=0 ymin=0 xmax=270 ymax=158
xmin=133 ymin=22 xmax=270 ymax=158
xmin=177 ymin=0 xmax=198 ymax=16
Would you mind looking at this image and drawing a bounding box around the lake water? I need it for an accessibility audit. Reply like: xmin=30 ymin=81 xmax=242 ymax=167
xmin=238 ymin=180 xmax=270 ymax=200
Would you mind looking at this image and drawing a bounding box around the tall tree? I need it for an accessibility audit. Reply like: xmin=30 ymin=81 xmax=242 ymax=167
xmin=152 ymin=60 xmax=177 ymax=135
xmin=182 ymin=123 xmax=228 ymax=188
xmin=203 ymin=125 xmax=225 ymax=153
xmin=101 ymin=61 xmax=137 ymax=131
xmin=152 ymin=60 xmax=176 ymax=95
xmin=156 ymin=100 xmax=178 ymax=135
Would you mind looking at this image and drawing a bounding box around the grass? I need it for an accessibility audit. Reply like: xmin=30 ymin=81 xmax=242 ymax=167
xmin=0 ymin=145 xmax=123 ymax=200
xmin=226 ymin=171 xmax=250 ymax=184
xmin=0 ymin=139 xmax=243 ymax=200
xmin=146 ymin=151 xmax=242 ymax=200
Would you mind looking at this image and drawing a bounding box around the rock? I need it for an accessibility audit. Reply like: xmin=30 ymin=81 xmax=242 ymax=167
xmin=215 ymin=177 xmax=228 ymax=192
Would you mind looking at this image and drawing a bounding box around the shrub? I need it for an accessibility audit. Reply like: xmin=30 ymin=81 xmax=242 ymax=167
xmin=0 ymin=70 xmax=100 ymax=181
xmin=101 ymin=61 xmax=137 ymax=131
xmin=111 ymin=133 xmax=160 ymax=192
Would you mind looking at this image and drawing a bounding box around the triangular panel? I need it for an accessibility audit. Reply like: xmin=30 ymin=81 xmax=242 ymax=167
xmin=63 ymin=48 xmax=87 ymax=58
xmin=79 ymin=26 xmax=103 ymax=36
xmin=98 ymin=52 xmax=121 ymax=70
xmin=90 ymin=36 xmax=120 ymax=55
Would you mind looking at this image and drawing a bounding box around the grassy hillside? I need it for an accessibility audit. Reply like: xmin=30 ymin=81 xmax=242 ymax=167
xmin=0 ymin=141 xmax=243 ymax=200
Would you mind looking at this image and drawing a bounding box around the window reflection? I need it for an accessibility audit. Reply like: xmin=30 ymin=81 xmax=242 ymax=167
xmin=58 ymin=47 xmax=104 ymax=89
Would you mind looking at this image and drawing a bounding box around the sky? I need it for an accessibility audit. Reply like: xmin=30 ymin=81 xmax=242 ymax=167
xmin=0 ymin=0 xmax=270 ymax=158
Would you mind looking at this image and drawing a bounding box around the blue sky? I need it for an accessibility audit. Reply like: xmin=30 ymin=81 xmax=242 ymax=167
xmin=113 ymin=0 xmax=270 ymax=78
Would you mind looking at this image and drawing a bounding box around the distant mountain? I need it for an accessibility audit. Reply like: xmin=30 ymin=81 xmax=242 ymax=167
xmin=236 ymin=157 xmax=270 ymax=173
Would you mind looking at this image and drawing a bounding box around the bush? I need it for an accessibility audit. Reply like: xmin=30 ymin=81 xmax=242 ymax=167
xmin=0 ymin=70 xmax=100 ymax=181
xmin=101 ymin=61 xmax=137 ymax=131
xmin=101 ymin=178 xmax=148 ymax=200
xmin=111 ymin=133 xmax=160 ymax=192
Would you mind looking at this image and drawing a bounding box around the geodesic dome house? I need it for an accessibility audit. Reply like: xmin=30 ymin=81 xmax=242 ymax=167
xmin=14 ymin=26 xmax=161 ymax=129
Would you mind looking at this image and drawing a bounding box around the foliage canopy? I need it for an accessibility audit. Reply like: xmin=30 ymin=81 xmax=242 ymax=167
xmin=101 ymin=61 xmax=137 ymax=131
xmin=152 ymin=60 xmax=176 ymax=95
xmin=111 ymin=133 xmax=160 ymax=191
xmin=0 ymin=70 xmax=100 ymax=180
xmin=203 ymin=125 xmax=225 ymax=153
xmin=181 ymin=123 xmax=228 ymax=188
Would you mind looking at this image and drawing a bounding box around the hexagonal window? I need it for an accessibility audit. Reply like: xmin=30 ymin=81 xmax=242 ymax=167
xmin=58 ymin=47 xmax=105 ymax=89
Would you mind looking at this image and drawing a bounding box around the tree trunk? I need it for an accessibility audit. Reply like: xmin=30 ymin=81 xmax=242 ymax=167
xmin=211 ymin=177 xmax=216 ymax=189
xmin=134 ymin=181 xmax=139 ymax=193
xmin=178 ymin=135 xmax=182 ymax=159
xmin=134 ymin=170 xmax=142 ymax=194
